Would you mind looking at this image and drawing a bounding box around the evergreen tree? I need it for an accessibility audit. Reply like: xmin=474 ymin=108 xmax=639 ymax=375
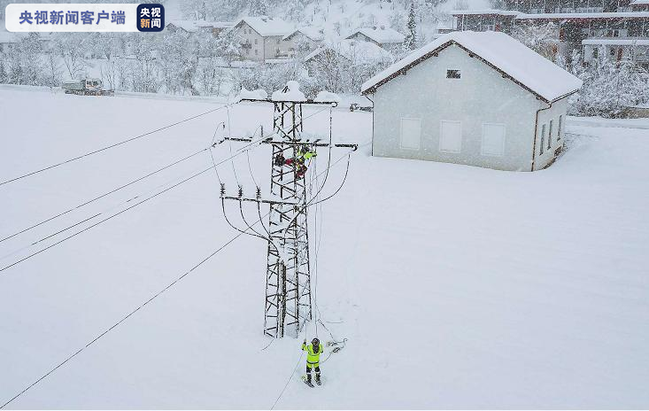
xmin=404 ymin=2 xmax=418 ymax=51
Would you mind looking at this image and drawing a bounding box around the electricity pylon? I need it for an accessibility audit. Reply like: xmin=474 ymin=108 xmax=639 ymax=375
xmin=219 ymin=84 xmax=357 ymax=338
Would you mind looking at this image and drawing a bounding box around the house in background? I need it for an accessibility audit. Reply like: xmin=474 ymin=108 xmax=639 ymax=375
xmin=451 ymin=1 xmax=649 ymax=66
xmin=362 ymin=31 xmax=582 ymax=172
xmin=281 ymin=28 xmax=324 ymax=58
xmin=632 ymin=0 xmax=649 ymax=11
xmin=631 ymin=0 xmax=649 ymax=11
xmin=166 ymin=20 xmax=233 ymax=36
xmin=583 ymin=37 xmax=649 ymax=66
xmin=166 ymin=20 xmax=201 ymax=34
xmin=232 ymin=16 xmax=293 ymax=62
xmin=198 ymin=21 xmax=234 ymax=37
xmin=0 ymin=31 xmax=18 ymax=53
xmin=345 ymin=26 xmax=405 ymax=52
xmin=305 ymin=39 xmax=392 ymax=67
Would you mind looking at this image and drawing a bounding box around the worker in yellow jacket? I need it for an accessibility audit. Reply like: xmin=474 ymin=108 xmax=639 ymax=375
xmin=302 ymin=337 xmax=324 ymax=386
xmin=274 ymin=144 xmax=317 ymax=178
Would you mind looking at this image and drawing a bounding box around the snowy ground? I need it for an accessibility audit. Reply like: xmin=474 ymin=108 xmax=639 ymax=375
xmin=0 ymin=87 xmax=648 ymax=409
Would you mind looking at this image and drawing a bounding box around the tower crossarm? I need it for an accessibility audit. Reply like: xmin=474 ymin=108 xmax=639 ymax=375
xmin=223 ymin=136 xmax=358 ymax=151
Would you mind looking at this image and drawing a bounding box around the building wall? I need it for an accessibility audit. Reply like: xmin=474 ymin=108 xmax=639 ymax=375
xmin=371 ymin=44 xmax=568 ymax=171
xmin=281 ymin=33 xmax=319 ymax=58
xmin=263 ymin=35 xmax=283 ymax=60
xmin=534 ymin=97 xmax=569 ymax=170
xmin=504 ymin=0 xmax=632 ymax=13
xmin=233 ymin=22 xmax=266 ymax=61
xmin=583 ymin=43 xmax=649 ymax=66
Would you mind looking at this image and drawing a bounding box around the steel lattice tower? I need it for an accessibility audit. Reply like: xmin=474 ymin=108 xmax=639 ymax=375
xmin=262 ymin=101 xmax=313 ymax=338
xmin=219 ymin=86 xmax=356 ymax=338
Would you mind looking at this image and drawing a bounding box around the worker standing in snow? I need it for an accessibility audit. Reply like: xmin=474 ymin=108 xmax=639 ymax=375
xmin=302 ymin=337 xmax=324 ymax=386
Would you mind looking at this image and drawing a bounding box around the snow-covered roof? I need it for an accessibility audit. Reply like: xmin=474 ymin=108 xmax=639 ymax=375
xmin=272 ymin=81 xmax=306 ymax=102
xmin=361 ymin=31 xmax=583 ymax=102
xmin=516 ymin=11 xmax=649 ymax=19
xmin=197 ymin=21 xmax=234 ymax=29
xmin=631 ymin=0 xmax=649 ymax=4
xmin=583 ymin=37 xmax=649 ymax=46
xmin=306 ymin=39 xmax=392 ymax=64
xmin=167 ymin=20 xmax=233 ymax=32
xmin=451 ymin=9 xmax=520 ymax=16
xmin=234 ymin=16 xmax=293 ymax=37
xmin=283 ymin=27 xmax=324 ymax=42
xmin=346 ymin=26 xmax=405 ymax=44
xmin=166 ymin=20 xmax=200 ymax=32
xmin=452 ymin=9 xmax=649 ymax=19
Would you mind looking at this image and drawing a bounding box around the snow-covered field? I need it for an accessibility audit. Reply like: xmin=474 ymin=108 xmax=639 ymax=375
xmin=0 ymin=87 xmax=648 ymax=409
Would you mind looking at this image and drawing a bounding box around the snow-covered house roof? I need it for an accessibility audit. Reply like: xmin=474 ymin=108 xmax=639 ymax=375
xmin=582 ymin=37 xmax=649 ymax=46
xmin=346 ymin=26 xmax=405 ymax=45
xmin=451 ymin=9 xmax=520 ymax=16
xmin=197 ymin=21 xmax=234 ymax=29
xmin=517 ymin=11 xmax=649 ymax=19
xmin=234 ymin=16 xmax=293 ymax=37
xmin=451 ymin=9 xmax=649 ymax=19
xmin=283 ymin=27 xmax=324 ymax=42
xmin=166 ymin=20 xmax=201 ymax=33
xmin=167 ymin=20 xmax=233 ymax=32
xmin=631 ymin=0 xmax=649 ymax=4
xmin=361 ymin=31 xmax=583 ymax=102
xmin=306 ymin=39 xmax=392 ymax=64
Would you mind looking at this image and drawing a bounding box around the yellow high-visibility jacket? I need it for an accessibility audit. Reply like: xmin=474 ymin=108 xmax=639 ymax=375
xmin=302 ymin=342 xmax=324 ymax=364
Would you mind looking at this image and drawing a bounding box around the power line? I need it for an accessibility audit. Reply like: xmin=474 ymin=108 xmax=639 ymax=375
xmin=0 ymin=103 xmax=234 ymax=188
xmin=0 ymin=162 xmax=211 ymax=264
xmin=0 ymin=147 xmax=210 ymax=245
xmin=0 ymin=137 xmax=267 ymax=275
xmin=270 ymin=352 xmax=304 ymax=411
xmin=0 ymin=222 xmax=261 ymax=410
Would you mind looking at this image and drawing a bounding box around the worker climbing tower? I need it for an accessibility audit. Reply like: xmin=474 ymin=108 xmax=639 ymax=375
xmin=219 ymin=82 xmax=357 ymax=338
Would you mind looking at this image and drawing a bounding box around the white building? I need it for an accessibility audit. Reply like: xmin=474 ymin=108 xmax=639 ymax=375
xmin=166 ymin=20 xmax=233 ymax=35
xmin=0 ymin=31 xmax=18 ymax=53
xmin=583 ymin=37 xmax=649 ymax=68
xmin=281 ymin=28 xmax=324 ymax=58
xmin=361 ymin=31 xmax=583 ymax=172
xmin=231 ymin=16 xmax=293 ymax=62
xmin=346 ymin=26 xmax=405 ymax=51
xmin=305 ymin=39 xmax=392 ymax=65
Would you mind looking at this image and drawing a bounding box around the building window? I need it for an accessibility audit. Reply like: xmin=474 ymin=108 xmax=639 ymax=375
xmin=254 ymin=49 xmax=258 ymax=55
xmin=254 ymin=38 xmax=258 ymax=44
xmin=481 ymin=123 xmax=506 ymax=157
xmin=439 ymin=120 xmax=462 ymax=153
xmin=540 ymin=124 xmax=546 ymax=155
xmin=446 ymin=69 xmax=461 ymax=79
xmin=558 ymin=115 xmax=563 ymax=141
xmin=548 ymin=120 xmax=553 ymax=150
xmin=592 ymin=47 xmax=599 ymax=58
xmin=400 ymin=118 xmax=422 ymax=150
